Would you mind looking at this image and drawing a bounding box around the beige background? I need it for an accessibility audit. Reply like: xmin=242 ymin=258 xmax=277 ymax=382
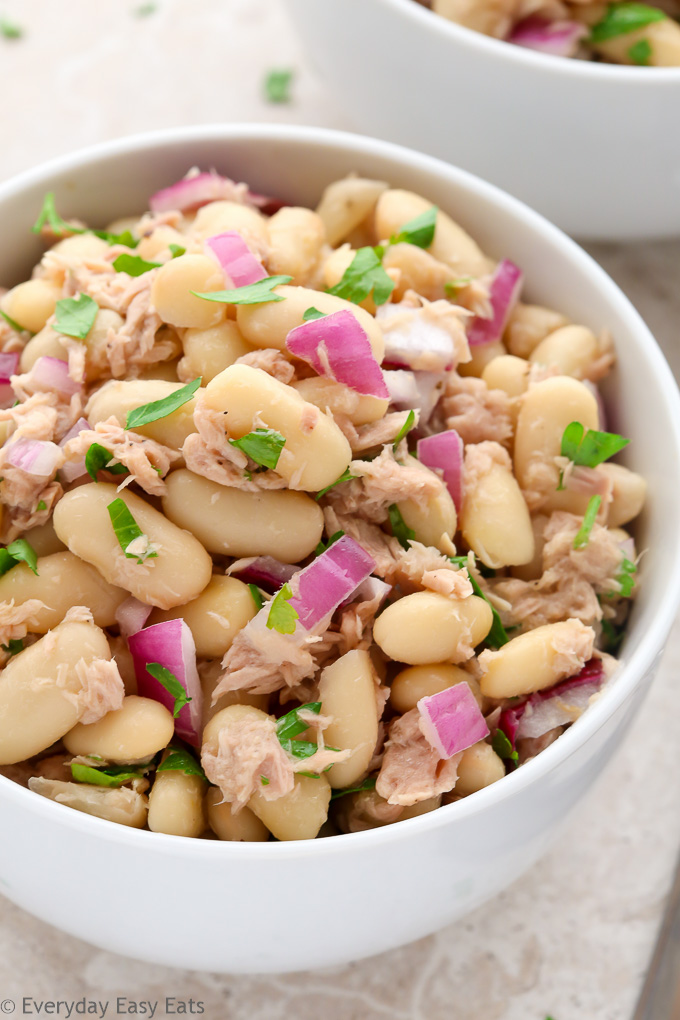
xmin=1 ymin=1 xmax=679 ymax=1017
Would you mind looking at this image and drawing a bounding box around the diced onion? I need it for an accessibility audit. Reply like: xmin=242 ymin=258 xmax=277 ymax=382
xmin=205 ymin=231 xmax=267 ymax=288
xmin=58 ymin=416 xmax=90 ymax=483
xmin=6 ymin=438 xmax=62 ymax=478
xmin=418 ymin=683 xmax=489 ymax=759
xmin=26 ymin=357 xmax=82 ymax=399
xmin=0 ymin=352 xmax=19 ymax=409
xmin=384 ymin=369 xmax=445 ymax=426
xmin=501 ymin=658 xmax=606 ymax=746
xmin=509 ymin=17 xmax=587 ymax=57
xmin=417 ymin=430 xmax=464 ymax=514
xmin=115 ymin=596 xmax=152 ymax=639
xmin=376 ymin=304 xmax=456 ymax=372
xmin=288 ymin=534 xmax=375 ymax=632
xmin=467 ymin=259 xmax=523 ymax=347
xmin=227 ymin=555 xmax=297 ymax=593
xmin=286 ymin=310 xmax=389 ymax=399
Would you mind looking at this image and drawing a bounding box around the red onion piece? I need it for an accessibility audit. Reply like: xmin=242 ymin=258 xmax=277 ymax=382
xmin=376 ymin=304 xmax=455 ymax=372
xmin=7 ymin=438 xmax=62 ymax=477
xmin=418 ymin=682 xmax=490 ymax=759
xmin=115 ymin=596 xmax=152 ymax=639
xmin=58 ymin=416 xmax=90 ymax=483
xmin=149 ymin=171 xmax=254 ymax=214
xmin=0 ymin=352 xmax=19 ymax=408
xmin=467 ymin=259 xmax=523 ymax=347
xmin=500 ymin=657 xmax=606 ymax=747
xmin=341 ymin=575 xmax=392 ymax=610
xmin=286 ymin=310 xmax=389 ymax=399
xmin=288 ymin=535 xmax=375 ymax=632
xmin=128 ymin=619 xmax=203 ymax=747
xmin=205 ymin=231 xmax=267 ymax=288
xmin=417 ymin=430 xmax=464 ymax=514
xmin=509 ymin=17 xmax=587 ymax=57
xmin=228 ymin=555 xmax=297 ymax=593
xmin=27 ymin=357 xmax=82 ymax=398
xmin=384 ymin=369 xmax=445 ymax=426
xmin=565 ymin=464 xmax=610 ymax=500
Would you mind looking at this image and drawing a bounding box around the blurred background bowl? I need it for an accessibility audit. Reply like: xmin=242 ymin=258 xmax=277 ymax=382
xmin=284 ymin=0 xmax=680 ymax=240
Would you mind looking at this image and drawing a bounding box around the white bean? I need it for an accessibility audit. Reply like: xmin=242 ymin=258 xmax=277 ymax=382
xmin=318 ymin=649 xmax=379 ymax=789
xmin=148 ymin=575 xmax=256 ymax=658
xmin=373 ymin=592 xmax=492 ymax=665
xmin=64 ymin=695 xmax=175 ymax=763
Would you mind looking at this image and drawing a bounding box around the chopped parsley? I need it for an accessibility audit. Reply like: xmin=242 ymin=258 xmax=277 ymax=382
xmin=628 ymin=37 xmax=653 ymax=62
xmin=560 ymin=421 xmax=629 ymax=468
xmin=53 ymin=293 xmax=98 ymax=340
xmin=168 ymin=243 xmax=186 ymax=258
xmin=264 ymin=68 xmax=294 ymax=104
xmin=276 ymin=702 xmax=333 ymax=769
xmin=229 ymin=427 xmax=286 ymax=470
xmin=85 ymin=443 xmax=129 ymax=482
xmin=450 ymin=554 xmax=509 ymax=648
xmin=1 ymin=638 xmax=23 ymax=657
xmin=112 ymin=253 xmax=161 ymax=277
xmin=393 ymin=409 xmax=416 ymax=451
xmin=390 ymin=205 xmax=437 ymax=249
xmin=192 ymin=275 xmax=291 ymax=305
xmin=266 ymin=582 xmax=299 ymax=635
xmin=71 ymin=762 xmax=147 ymax=787
xmin=600 ymin=617 xmax=624 ymax=652
xmin=492 ymin=728 xmax=518 ymax=765
xmin=315 ymin=468 xmax=357 ymax=500
xmin=157 ymin=747 xmax=206 ymax=779
xmin=444 ymin=277 xmax=472 ymax=298
xmin=590 ymin=2 xmax=665 ymax=41
xmin=36 ymin=500 xmax=46 ymax=511
xmin=146 ymin=663 xmax=191 ymax=718
xmin=126 ymin=377 xmax=201 ymax=428
xmin=0 ymin=16 xmax=22 ymax=38
xmin=31 ymin=192 xmax=138 ymax=247
xmin=330 ymin=777 xmax=377 ymax=800
xmin=260 ymin=775 xmax=270 ymax=786
xmin=327 ymin=247 xmax=395 ymax=307
xmin=302 ymin=306 xmax=326 ymax=322
xmin=614 ymin=556 xmax=636 ymax=598
xmin=315 ymin=530 xmax=345 ymax=556
xmin=0 ymin=539 xmax=39 ymax=577
xmin=388 ymin=504 xmax=415 ymax=550
xmin=107 ymin=498 xmax=157 ymax=564
xmin=248 ymin=583 xmax=265 ymax=611
xmin=133 ymin=2 xmax=157 ymax=15
xmin=0 ymin=309 xmax=30 ymax=334
xmin=573 ymin=495 xmax=602 ymax=549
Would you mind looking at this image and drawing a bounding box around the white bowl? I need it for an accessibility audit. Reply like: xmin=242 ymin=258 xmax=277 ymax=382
xmin=0 ymin=124 xmax=679 ymax=974
xmin=284 ymin=0 xmax=680 ymax=241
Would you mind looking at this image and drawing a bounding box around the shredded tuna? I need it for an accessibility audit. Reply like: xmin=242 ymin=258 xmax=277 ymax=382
xmin=327 ymin=444 xmax=445 ymax=524
xmin=376 ymin=293 xmax=471 ymax=372
xmin=214 ymin=617 xmax=319 ymax=698
xmin=336 ymin=410 xmax=419 ymax=455
xmin=201 ymin=713 xmax=295 ymax=809
xmin=62 ymin=416 xmax=179 ymax=495
xmin=51 ymin=653 xmax=126 ymax=725
xmin=0 ymin=392 xmax=59 ymax=441
xmin=421 ymin=568 xmax=473 ymax=599
xmin=376 ymin=708 xmax=462 ymax=806
xmin=442 ymin=372 xmax=513 ymax=447
xmin=464 ymin=439 xmax=513 ymax=490
xmin=0 ymin=316 xmax=27 ymax=353
xmin=0 ymin=479 xmax=62 ymax=544
xmin=0 ymin=599 xmax=46 ymax=650
xmin=235 ymin=348 xmax=295 ymax=384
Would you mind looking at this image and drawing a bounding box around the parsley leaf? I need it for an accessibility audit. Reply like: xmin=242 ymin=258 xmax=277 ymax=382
xmin=0 ymin=309 xmax=31 ymax=335
xmin=260 ymin=775 xmax=270 ymax=785
xmin=266 ymin=582 xmax=299 ymax=635
xmin=327 ymin=247 xmax=395 ymax=307
xmin=628 ymin=37 xmax=652 ymax=62
xmin=248 ymin=583 xmax=265 ymax=611
xmin=31 ymin=192 xmax=84 ymax=237
xmin=95 ymin=228 xmax=138 ymax=248
xmin=302 ymin=307 xmax=326 ymax=322
xmin=276 ymin=702 xmax=321 ymax=742
xmin=112 ymin=253 xmax=160 ymax=277
xmin=450 ymin=554 xmax=509 ymax=648
xmin=54 ymin=293 xmax=98 ymax=340
xmin=390 ymin=205 xmax=438 ymax=249
xmin=146 ymin=663 xmax=191 ymax=718
xmin=192 ymin=274 xmax=291 ymax=305
xmin=229 ymin=427 xmax=286 ymax=470
xmin=492 ymin=728 xmax=518 ymax=764
xmin=85 ymin=443 xmax=129 ymax=482
xmin=560 ymin=421 xmax=629 ymax=468
xmin=0 ymin=539 xmax=39 ymax=577
xmin=264 ymin=68 xmax=294 ymax=103
xmin=600 ymin=617 xmax=624 ymax=652
xmin=573 ymin=495 xmax=602 ymax=549
xmin=330 ymin=777 xmax=377 ymax=800
xmin=393 ymin=409 xmax=416 ymax=451
xmin=168 ymin=243 xmax=186 ymax=258
xmin=1 ymin=638 xmax=23 ymax=657
xmin=388 ymin=504 xmax=415 ymax=550
xmin=614 ymin=556 xmax=636 ymax=597
xmin=107 ymin=498 xmax=157 ymax=564
xmin=126 ymin=377 xmax=201 ymax=429
xmin=36 ymin=500 xmax=46 ymax=511
xmin=590 ymin=1 xmax=665 ymax=41
xmin=315 ymin=530 xmax=345 ymax=556
xmin=444 ymin=277 xmax=472 ymax=298
xmin=157 ymin=747 xmax=206 ymax=779
xmin=315 ymin=467 xmax=356 ymax=500
xmin=0 ymin=16 xmax=22 ymax=38
xmin=71 ymin=762 xmax=147 ymax=787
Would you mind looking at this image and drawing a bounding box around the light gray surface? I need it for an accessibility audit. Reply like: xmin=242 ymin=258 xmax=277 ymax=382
xmin=0 ymin=1 xmax=678 ymax=1016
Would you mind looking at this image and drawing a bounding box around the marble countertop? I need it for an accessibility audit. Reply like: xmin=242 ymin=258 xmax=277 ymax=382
xmin=1 ymin=1 xmax=679 ymax=1016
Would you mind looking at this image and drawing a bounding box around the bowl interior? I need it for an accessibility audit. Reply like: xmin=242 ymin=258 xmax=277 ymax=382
xmin=0 ymin=124 xmax=678 ymax=845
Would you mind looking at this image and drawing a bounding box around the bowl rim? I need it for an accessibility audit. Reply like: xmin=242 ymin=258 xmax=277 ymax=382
xmin=1 ymin=121 xmax=679 ymax=860
xmin=380 ymin=0 xmax=680 ymax=79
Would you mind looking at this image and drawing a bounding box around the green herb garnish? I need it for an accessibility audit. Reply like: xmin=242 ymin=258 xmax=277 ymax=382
xmin=315 ymin=468 xmax=356 ymax=500
xmin=1 ymin=638 xmax=23 ymax=657
xmin=330 ymin=777 xmax=377 ymax=800
xmin=266 ymin=582 xmax=299 ymax=635
xmin=107 ymin=498 xmax=157 ymax=564
xmin=444 ymin=277 xmax=472 ymax=298
xmin=0 ymin=539 xmax=39 ymax=577
xmin=393 ymin=410 xmax=416 ymax=451
xmin=560 ymin=421 xmax=629 ymax=469
xmin=390 ymin=206 xmax=437 ymax=249
xmin=492 ymin=728 xmax=518 ymax=765
xmin=168 ymin=243 xmax=186 ymax=258
xmin=327 ymin=247 xmax=395 ymax=307
xmin=276 ymin=702 xmax=321 ymax=742
xmin=53 ymin=293 xmax=98 ymax=340
xmin=614 ymin=556 xmax=636 ymax=598
xmin=573 ymin=495 xmax=602 ymax=549
xmin=126 ymin=377 xmax=201 ymax=429
xmin=71 ymin=762 xmax=147 ymax=787
xmin=0 ymin=16 xmax=22 ymax=38
xmin=0 ymin=309 xmax=31 ymax=334
xmin=36 ymin=500 xmax=46 ymax=511
xmin=600 ymin=617 xmax=624 ymax=652
xmin=388 ymin=504 xmax=415 ymax=550
xmin=450 ymin=554 xmax=509 ymax=648
xmin=192 ymin=275 xmax=291 ymax=305
xmin=146 ymin=663 xmax=191 ymax=718
xmin=315 ymin=530 xmax=345 ymax=556
xmin=112 ymin=253 xmax=161 ymax=277
xmin=157 ymin=748 xmax=206 ymax=779
xmin=264 ymin=68 xmax=294 ymax=104
xmin=248 ymin=583 xmax=265 ymax=611
xmin=133 ymin=2 xmax=157 ymax=15
xmin=628 ymin=37 xmax=653 ymax=62
xmin=590 ymin=2 xmax=665 ymax=41
xmin=302 ymin=307 xmax=326 ymax=322
xmin=85 ymin=443 xmax=129 ymax=482
xmin=260 ymin=775 xmax=270 ymax=786
xmin=229 ymin=427 xmax=286 ymax=470
xmin=31 ymin=193 xmax=138 ymax=247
